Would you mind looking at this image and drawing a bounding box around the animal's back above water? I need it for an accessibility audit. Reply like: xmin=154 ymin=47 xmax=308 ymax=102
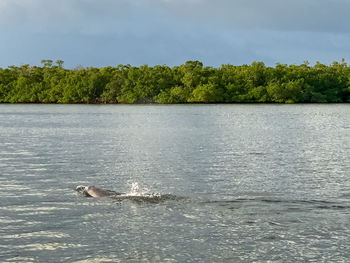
xmin=76 ymin=185 xmax=124 ymax=197
xmin=76 ymin=185 xmax=181 ymax=203
xmin=86 ymin=186 xmax=124 ymax=197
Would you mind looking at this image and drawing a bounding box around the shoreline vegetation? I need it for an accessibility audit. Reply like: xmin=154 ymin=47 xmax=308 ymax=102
xmin=0 ymin=60 xmax=349 ymax=104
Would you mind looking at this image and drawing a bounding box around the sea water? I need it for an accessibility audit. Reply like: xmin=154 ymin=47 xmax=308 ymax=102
xmin=0 ymin=104 xmax=349 ymax=262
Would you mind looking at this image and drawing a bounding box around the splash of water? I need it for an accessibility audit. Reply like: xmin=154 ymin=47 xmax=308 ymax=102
xmin=126 ymin=182 xmax=142 ymax=196
xmin=125 ymin=182 xmax=160 ymax=198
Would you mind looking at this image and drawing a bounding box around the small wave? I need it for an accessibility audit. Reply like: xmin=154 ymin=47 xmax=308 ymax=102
xmin=110 ymin=193 xmax=180 ymax=203
xmin=315 ymin=205 xmax=350 ymax=210
xmin=113 ymin=182 xmax=179 ymax=202
xmin=201 ymin=198 xmax=350 ymax=210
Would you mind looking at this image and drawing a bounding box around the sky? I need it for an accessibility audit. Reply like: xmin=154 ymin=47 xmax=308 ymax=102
xmin=1 ymin=0 xmax=350 ymax=68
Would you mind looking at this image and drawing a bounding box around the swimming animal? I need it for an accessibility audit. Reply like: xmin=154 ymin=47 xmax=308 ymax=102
xmin=75 ymin=185 xmax=124 ymax=198
xmin=75 ymin=185 xmax=180 ymax=203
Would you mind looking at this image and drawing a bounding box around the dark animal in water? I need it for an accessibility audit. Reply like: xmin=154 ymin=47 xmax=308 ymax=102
xmin=75 ymin=185 xmax=180 ymax=203
xmin=75 ymin=185 xmax=124 ymax=197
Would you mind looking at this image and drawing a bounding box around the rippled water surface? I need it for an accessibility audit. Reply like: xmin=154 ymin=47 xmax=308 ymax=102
xmin=1 ymin=104 xmax=349 ymax=262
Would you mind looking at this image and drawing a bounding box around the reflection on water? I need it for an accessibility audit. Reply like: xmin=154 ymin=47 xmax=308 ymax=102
xmin=2 ymin=231 xmax=70 ymax=239
xmin=0 ymin=104 xmax=350 ymax=262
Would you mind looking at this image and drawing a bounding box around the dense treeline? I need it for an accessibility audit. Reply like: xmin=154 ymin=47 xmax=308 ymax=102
xmin=0 ymin=59 xmax=349 ymax=104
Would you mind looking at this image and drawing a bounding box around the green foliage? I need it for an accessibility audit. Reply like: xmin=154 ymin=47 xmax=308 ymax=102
xmin=0 ymin=60 xmax=349 ymax=104
xmin=266 ymin=80 xmax=303 ymax=103
xmin=156 ymin=86 xmax=192 ymax=104
xmin=189 ymin=83 xmax=224 ymax=103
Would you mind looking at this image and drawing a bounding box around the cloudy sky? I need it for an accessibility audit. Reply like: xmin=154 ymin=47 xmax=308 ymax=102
xmin=1 ymin=0 xmax=350 ymax=68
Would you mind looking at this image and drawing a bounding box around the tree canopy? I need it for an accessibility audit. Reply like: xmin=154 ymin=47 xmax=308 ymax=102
xmin=0 ymin=60 xmax=349 ymax=103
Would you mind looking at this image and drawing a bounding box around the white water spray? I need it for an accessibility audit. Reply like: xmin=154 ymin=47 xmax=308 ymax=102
xmin=125 ymin=182 xmax=160 ymax=198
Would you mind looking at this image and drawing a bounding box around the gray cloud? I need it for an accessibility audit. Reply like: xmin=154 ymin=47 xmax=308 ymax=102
xmin=0 ymin=0 xmax=350 ymax=67
xmin=1 ymin=0 xmax=349 ymax=33
xmin=152 ymin=0 xmax=350 ymax=33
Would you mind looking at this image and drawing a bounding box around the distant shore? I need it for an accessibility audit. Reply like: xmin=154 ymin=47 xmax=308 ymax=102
xmin=1 ymin=60 xmax=349 ymax=104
